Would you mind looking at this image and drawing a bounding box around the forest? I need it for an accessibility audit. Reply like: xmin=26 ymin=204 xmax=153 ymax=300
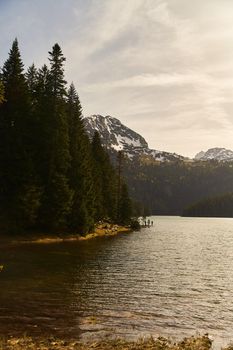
xmin=124 ymin=156 xmax=233 ymax=215
xmin=0 ymin=39 xmax=132 ymax=234
xmin=183 ymin=192 xmax=233 ymax=217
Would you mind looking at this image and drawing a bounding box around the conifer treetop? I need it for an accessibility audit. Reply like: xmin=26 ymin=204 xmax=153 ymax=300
xmin=68 ymin=83 xmax=82 ymax=114
xmin=2 ymin=38 xmax=25 ymax=83
xmin=48 ymin=43 xmax=67 ymax=98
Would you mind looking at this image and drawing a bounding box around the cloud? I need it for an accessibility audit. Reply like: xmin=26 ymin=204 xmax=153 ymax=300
xmin=83 ymin=72 xmax=211 ymax=89
xmin=1 ymin=0 xmax=233 ymax=156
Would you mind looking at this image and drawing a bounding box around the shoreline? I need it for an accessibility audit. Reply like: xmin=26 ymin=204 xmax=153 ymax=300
xmin=0 ymin=334 xmax=216 ymax=350
xmin=7 ymin=223 xmax=132 ymax=245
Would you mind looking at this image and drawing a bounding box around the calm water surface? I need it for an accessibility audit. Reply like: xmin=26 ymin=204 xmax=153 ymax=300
xmin=1 ymin=216 xmax=233 ymax=348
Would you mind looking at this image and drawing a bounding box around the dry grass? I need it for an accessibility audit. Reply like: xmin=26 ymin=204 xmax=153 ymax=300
xmin=0 ymin=335 xmax=214 ymax=350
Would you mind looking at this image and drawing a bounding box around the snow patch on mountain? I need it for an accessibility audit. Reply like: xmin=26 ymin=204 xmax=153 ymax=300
xmin=84 ymin=115 xmax=185 ymax=162
xmin=84 ymin=115 xmax=233 ymax=163
xmin=195 ymin=148 xmax=233 ymax=162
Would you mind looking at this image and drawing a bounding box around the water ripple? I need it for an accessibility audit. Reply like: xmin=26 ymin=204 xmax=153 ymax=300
xmin=1 ymin=217 xmax=233 ymax=348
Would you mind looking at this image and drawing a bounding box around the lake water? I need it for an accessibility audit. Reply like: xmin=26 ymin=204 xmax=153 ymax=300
xmin=1 ymin=216 xmax=233 ymax=348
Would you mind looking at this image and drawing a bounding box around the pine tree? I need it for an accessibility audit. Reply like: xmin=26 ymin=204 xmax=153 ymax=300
xmin=25 ymin=64 xmax=42 ymax=173
xmin=116 ymin=151 xmax=123 ymax=222
xmin=31 ymin=64 xmax=51 ymax=181
xmin=36 ymin=64 xmax=50 ymax=97
xmin=115 ymin=151 xmax=132 ymax=225
xmin=67 ymin=83 xmax=95 ymax=233
xmin=48 ymin=44 xmax=67 ymax=98
xmin=38 ymin=44 xmax=72 ymax=230
xmin=47 ymin=44 xmax=70 ymax=174
xmin=0 ymin=39 xmax=41 ymax=231
xmin=91 ymin=131 xmax=117 ymax=221
xmin=26 ymin=64 xmax=38 ymax=106
xmin=118 ymin=183 xmax=132 ymax=225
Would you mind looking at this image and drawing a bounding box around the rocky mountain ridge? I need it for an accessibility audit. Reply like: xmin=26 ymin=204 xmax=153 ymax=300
xmin=84 ymin=115 xmax=185 ymax=162
xmin=84 ymin=115 xmax=233 ymax=163
xmin=194 ymin=148 xmax=233 ymax=162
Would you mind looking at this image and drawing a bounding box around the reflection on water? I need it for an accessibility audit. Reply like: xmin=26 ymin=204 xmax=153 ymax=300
xmin=1 ymin=216 xmax=233 ymax=347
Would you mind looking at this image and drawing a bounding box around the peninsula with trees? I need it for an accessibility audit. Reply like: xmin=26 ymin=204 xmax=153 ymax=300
xmin=0 ymin=39 xmax=132 ymax=237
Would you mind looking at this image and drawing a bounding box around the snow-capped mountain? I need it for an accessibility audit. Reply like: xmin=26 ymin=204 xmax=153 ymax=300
xmin=194 ymin=148 xmax=233 ymax=162
xmin=84 ymin=115 xmax=185 ymax=162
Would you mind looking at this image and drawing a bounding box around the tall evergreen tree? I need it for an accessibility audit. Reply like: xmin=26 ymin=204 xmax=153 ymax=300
xmin=26 ymin=64 xmax=38 ymax=106
xmin=32 ymin=64 xmax=51 ymax=180
xmin=91 ymin=131 xmax=117 ymax=221
xmin=36 ymin=64 xmax=50 ymax=97
xmin=67 ymin=83 xmax=95 ymax=233
xmin=38 ymin=44 xmax=72 ymax=230
xmin=0 ymin=39 xmax=40 ymax=231
xmin=116 ymin=151 xmax=123 ymax=222
xmin=118 ymin=183 xmax=132 ymax=225
xmin=25 ymin=64 xmax=41 ymax=170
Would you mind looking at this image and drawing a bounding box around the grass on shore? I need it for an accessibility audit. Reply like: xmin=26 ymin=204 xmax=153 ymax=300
xmin=0 ymin=335 xmax=218 ymax=350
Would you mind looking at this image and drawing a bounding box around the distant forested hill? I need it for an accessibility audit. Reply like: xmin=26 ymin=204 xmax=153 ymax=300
xmin=183 ymin=193 xmax=233 ymax=218
xmin=123 ymin=157 xmax=233 ymax=215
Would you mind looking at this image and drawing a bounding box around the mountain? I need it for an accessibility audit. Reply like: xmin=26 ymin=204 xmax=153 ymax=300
xmin=84 ymin=115 xmax=233 ymax=216
xmin=195 ymin=151 xmax=205 ymax=160
xmin=84 ymin=115 xmax=233 ymax=164
xmin=84 ymin=115 xmax=185 ymax=162
xmin=194 ymin=148 xmax=233 ymax=162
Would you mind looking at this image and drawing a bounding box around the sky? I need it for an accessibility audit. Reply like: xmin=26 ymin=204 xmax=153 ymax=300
xmin=1 ymin=0 xmax=233 ymax=157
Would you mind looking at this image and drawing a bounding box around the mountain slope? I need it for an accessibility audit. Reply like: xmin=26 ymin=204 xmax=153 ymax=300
xmin=83 ymin=115 xmax=233 ymax=215
xmin=84 ymin=115 xmax=185 ymax=162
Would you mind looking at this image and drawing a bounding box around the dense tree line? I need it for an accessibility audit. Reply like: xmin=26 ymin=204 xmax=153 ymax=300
xmin=123 ymin=156 xmax=233 ymax=215
xmin=0 ymin=39 xmax=132 ymax=234
xmin=183 ymin=192 xmax=233 ymax=217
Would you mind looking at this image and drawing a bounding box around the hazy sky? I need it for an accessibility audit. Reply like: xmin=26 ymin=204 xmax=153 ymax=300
xmin=1 ymin=0 xmax=233 ymax=157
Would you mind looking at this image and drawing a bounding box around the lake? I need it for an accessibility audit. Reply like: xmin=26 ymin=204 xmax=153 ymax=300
xmin=1 ymin=216 xmax=233 ymax=348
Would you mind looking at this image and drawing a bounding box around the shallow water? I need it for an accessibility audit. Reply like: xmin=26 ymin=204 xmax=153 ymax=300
xmin=1 ymin=216 xmax=233 ymax=347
